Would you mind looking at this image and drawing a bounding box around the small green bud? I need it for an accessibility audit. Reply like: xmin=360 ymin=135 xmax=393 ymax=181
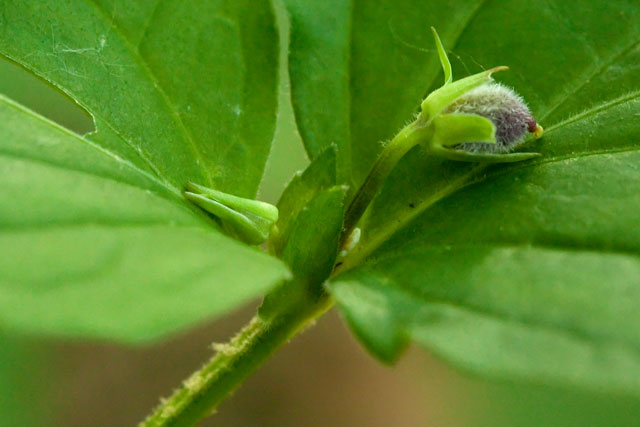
xmin=185 ymin=182 xmax=278 ymax=245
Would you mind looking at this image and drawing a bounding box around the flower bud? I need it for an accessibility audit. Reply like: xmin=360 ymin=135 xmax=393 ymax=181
xmin=341 ymin=31 xmax=546 ymax=240
xmin=185 ymin=182 xmax=278 ymax=245
xmin=443 ymin=82 xmax=543 ymax=154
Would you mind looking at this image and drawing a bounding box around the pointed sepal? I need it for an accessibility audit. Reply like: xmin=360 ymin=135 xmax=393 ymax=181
xmin=185 ymin=182 xmax=278 ymax=245
xmin=428 ymin=114 xmax=540 ymax=163
xmin=420 ymin=66 xmax=508 ymax=119
xmin=430 ymin=113 xmax=496 ymax=148
xmin=431 ymin=26 xmax=452 ymax=86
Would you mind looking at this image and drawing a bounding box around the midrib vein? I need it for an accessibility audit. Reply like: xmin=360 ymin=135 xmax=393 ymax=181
xmin=337 ymin=165 xmax=486 ymax=273
xmin=365 ymin=241 xmax=640 ymax=268
xmin=0 ymin=94 xmax=223 ymax=228
xmin=544 ymin=89 xmax=640 ymax=134
xmin=539 ymin=34 xmax=640 ymax=122
xmin=86 ymin=0 xmax=212 ymax=186
xmin=0 ymin=94 xmax=182 ymax=199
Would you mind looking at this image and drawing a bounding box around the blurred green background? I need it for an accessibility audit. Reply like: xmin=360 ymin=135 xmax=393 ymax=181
xmin=2 ymin=2 xmax=640 ymax=426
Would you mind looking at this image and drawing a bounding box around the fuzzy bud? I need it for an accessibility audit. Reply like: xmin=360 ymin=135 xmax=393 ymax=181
xmin=444 ymin=83 xmax=542 ymax=154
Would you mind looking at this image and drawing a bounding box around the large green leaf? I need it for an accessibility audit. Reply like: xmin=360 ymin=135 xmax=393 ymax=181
xmin=286 ymin=0 xmax=640 ymax=391
xmin=0 ymin=0 xmax=278 ymax=197
xmin=0 ymin=0 xmax=286 ymax=341
xmin=284 ymin=0 xmax=351 ymax=183
xmin=0 ymin=94 xmax=289 ymax=342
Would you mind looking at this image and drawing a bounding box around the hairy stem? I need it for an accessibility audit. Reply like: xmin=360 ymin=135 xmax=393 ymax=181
xmin=141 ymin=294 xmax=333 ymax=427
xmin=142 ymin=114 xmax=435 ymax=427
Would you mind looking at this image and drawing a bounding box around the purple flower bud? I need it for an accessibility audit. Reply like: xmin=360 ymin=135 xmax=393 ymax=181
xmin=443 ymin=83 xmax=541 ymax=154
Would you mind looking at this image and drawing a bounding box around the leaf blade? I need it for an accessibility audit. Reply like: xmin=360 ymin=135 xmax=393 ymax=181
xmin=283 ymin=0 xmax=352 ymax=183
xmin=0 ymin=94 xmax=290 ymax=342
xmin=330 ymin=244 xmax=640 ymax=394
xmin=0 ymin=224 xmax=289 ymax=342
xmin=0 ymin=0 xmax=279 ymax=195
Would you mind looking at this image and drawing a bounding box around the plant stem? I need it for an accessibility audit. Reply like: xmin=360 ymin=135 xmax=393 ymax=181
xmin=142 ymin=114 xmax=433 ymax=427
xmin=141 ymin=294 xmax=333 ymax=427
xmin=342 ymin=119 xmax=431 ymax=240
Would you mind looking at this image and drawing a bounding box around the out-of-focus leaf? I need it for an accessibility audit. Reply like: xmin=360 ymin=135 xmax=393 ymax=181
xmin=0 ymin=95 xmax=289 ymax=342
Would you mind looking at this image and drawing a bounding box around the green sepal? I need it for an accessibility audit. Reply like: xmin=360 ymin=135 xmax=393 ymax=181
xmin=420 ymin=66 xmax=508 ymax=119
xmin=432 ymin=147 xmax=541 ymax=163
xmin=185 ymin=182 xmax=279 ymax=245
xmin=428 ymin=114 xmax=540 ymax=163
xmin=430 ymin=113 xmax=496 ymax=147
xmin=431 ymin=27 xmax=452 ymax=86
xmin=186 ymin=182 xmax=278 ymax=222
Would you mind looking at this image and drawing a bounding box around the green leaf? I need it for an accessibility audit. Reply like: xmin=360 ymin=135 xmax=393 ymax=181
xmin=269 ymin=147 xmax=337 ymax=256
xmin=0 ymin=336 xmax=48 ymax=426
xmin=283 ymin=0 xmax=352 ymax=184
xmin=0 ymin=0 xmax=278 ymax=197
xmin=330 ymin=243 xmax=640 ymax=394
xmin=309 ymin=0 xmax=640 ymax=392
xmin=0 ymin=0 xmax=286 ymax=341
xmin=0 ymin=95 xmax=290 ymax=342
xmin=262 ymin=183 xmax=346 ymax=316
xmin=280 ymin=186 xmax=346 ymax=281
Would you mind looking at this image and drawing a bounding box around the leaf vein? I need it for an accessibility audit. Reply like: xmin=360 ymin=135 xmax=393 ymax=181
xmin=0 ymin=94 xmax=182 ymax=198
xmin=544 ymin=89 xmax=640 ymax=134
xmin=416 ymin=299 xmax=639 ymax=354
xmin=540 ymin=34 xmax=640 ymax=121
xmin=0 ymin=148 xmax=181 ymax=202
xmin=86 ymin=0 xmax=212 ymax=186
